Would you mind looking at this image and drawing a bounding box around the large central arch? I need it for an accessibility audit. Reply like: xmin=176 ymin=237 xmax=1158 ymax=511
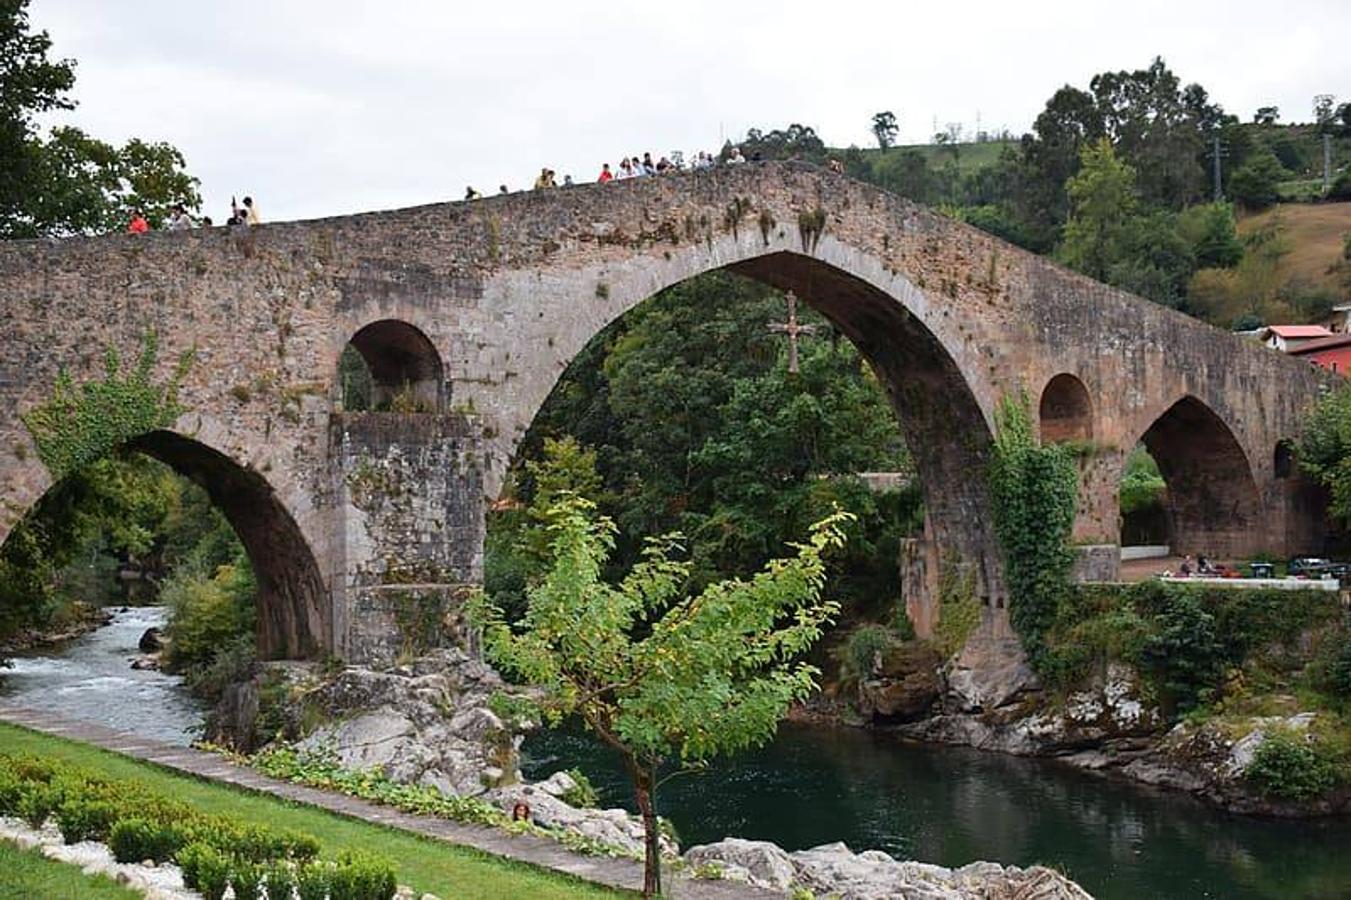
xmin=500 ymin=244 xmax=1006 ymax=627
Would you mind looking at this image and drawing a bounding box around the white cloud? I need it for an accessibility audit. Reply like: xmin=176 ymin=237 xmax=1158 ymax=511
xmin=26 ymin=0 xmax=1351 ymax=222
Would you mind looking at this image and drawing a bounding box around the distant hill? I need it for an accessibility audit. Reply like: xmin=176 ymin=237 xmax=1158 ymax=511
xmin=1238 ymin=202 xmax=1351 ymax=294
xmin=848 ymin=140 xmax=1016 ymax=174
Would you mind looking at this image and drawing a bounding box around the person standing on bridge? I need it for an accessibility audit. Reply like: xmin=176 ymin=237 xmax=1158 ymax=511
xmin=127 ymin=210 xmax=149 ymax=234
xmin=598 ymin=163 xmax=613 ymax=183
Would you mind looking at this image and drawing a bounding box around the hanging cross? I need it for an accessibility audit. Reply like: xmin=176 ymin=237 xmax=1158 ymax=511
xmin=767 ymin=291 xmax=819 ymax=374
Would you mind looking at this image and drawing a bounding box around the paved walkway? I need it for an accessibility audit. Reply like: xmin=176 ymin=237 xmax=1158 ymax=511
xmin=0 ymin=704 xmax=774 ymax=899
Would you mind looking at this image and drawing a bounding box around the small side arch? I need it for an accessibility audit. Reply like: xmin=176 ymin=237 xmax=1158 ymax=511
xmin=1039 ymin=373 xmax=1093 ymax=443
xmin=341 ymin=319 xmax=446 ymax=411
xmin=1134 ymin=395 xmax=1262 ymax=558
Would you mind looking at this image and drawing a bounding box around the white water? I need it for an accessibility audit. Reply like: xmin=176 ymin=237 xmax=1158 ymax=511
xmin=1 ymin=606 xmax=206 ymax=745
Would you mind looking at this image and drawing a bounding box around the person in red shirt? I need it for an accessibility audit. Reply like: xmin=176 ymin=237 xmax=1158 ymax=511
xmin=127 ymin=211 xmax=149 ymax=234
xmin=597 ymin=163 xmax=613 ymax=183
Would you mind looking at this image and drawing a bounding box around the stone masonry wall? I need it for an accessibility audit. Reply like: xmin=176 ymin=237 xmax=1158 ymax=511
xmin=0 ymin=162 xmax=1337 ymax=667
xmin=332 ymin=412 xmax=484 ymax=665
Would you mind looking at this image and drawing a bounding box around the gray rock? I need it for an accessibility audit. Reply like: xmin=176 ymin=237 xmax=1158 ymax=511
xmin=685 ymin=838 xmax=796 ymax=891
xmin=946 ymin=633 xmax=1037 ymax=712
xmin=685 ymin=838 xmax=1095 ymax=899
xmin=293 ymin=648 xmax=524 ymax=796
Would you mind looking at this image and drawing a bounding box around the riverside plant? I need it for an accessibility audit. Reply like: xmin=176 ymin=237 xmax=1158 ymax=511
xmin=249 ymin=745 xmax=639 ymax=860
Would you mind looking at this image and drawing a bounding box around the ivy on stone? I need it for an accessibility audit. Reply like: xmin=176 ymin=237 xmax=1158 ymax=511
xmin=987 ymin=394 xmax=1078 ymax=674
xmin=20 ymin=330 xmax=193 ymax=481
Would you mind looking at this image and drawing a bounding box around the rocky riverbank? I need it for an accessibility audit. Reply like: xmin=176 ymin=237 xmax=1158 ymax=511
xmin=820 ymin=639 xmax=1351 ymax=818
xmin=211 ymin=649 xmax=1096 ymax=897
xmin=0 ymin=601 xmax=112 ymax=655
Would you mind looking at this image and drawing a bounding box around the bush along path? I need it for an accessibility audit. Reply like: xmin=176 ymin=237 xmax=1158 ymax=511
xmin=0 ymin=710 xmax=756 ymax=898
xmin=0 ymin=747 xmax=400 ymax=900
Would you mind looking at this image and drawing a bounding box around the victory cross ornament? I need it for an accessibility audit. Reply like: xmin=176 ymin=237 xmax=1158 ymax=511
xmin=767 ymin=291 xmax=819 ymax=374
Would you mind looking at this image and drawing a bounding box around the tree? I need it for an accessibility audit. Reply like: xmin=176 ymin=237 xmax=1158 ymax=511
xmin=1177 ymin=202 xmax=1244 ymax=269
xmin=0 ymin=0 xmax=200 ymax=237
xmin=1228 ymin=149 xmax=1285 ymax=210
xmin=1313 ymin=94 xmax=1337 ymax=132
xmin=1299 ymin=384 xmax=1351 ymax=529
xmin=470 ymin=497 xmax=848 ymax=897
xmin=1058 ymin=138 xmax=1139 ymax=281
xmin=871 ymin=111 xmax=898 ymax=150
xmin=1254 ymin=106 xmax=1280 ymax=127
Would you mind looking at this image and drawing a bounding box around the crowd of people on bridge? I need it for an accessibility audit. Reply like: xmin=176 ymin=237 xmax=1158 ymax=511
xmin=127 ymin=142 xmax=851 ymax=233
xmin=126 ymin=195 xmax=260 ymax=234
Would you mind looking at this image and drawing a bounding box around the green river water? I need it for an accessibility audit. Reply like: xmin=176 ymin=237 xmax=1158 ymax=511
xmin=524 ymin=723 xmax=1351 ymax=900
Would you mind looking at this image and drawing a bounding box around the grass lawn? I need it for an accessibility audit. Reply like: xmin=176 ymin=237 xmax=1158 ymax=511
xmin=0 ymin=722 xmax=626 ymax=900
xmin=0 ymin=838 xmax=143 ymax=900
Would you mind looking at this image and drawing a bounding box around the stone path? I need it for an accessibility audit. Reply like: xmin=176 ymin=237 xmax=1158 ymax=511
xmin=0 ymin=704 xmax=775 ymax=899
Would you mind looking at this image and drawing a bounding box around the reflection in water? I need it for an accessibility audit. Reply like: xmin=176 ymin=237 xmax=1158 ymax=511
xmin=1 ymin=606 xmax=205 ymax=746
xmin=524 ymin=723 xmax=1351 ymax=900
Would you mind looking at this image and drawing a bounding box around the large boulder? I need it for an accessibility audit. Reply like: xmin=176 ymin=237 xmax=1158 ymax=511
xmin=685 ymin=838 xmax=796 ymax=891
xmin=857 ymin=643 xmax=942 ymax=722
xmin=684 ymin=838 xmax=1096 ymax=899
xmin=138 ymin=627 xmax=164 ymax=653
xmin=946 ymin=632 xmax=1038 ymax=712
xmin=293 ymin=648 xmax=524 ymax=796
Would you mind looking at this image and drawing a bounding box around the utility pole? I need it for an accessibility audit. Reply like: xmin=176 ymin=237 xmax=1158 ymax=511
xmin=1208 ymin=135 xmax=1228 ymax=202
xmin=1325 ymin=133 xmax=1334 ymax=196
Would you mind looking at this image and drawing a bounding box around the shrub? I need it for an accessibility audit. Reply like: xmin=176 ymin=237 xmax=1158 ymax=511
xmin=296 ymin=860 xmax=333 ymax=900
xmin=55 ymin=798 xmax=120 ymax=844
xmin=265 ymin=860 xmax=299 ymax=900
xmin=196 ymin=846 xmax=232 ymax=900
xmin=839 ymin=624 xmax=892 ymax=683
xmin=558 ymin=768 xmax=600 ymax=809
xmin=16 ymin=783 xmax=59 ymax=829
xmin=1244 ymin=731 xmax=1339 ymax=801
xmin=109 ymin=817 xmax=187 ymax=864
xmin=1138 ymin=588 xmax=1226 ymax=714
xmin=1327 ymin=640 xmax=1351 ymax=699
xmin=175 ymin=842 xmax=217 ymax=891
xmin=330 ymin=850 xmax=398 ymax=900
xmin=0 ymin=770 xmax=24 ymax=816
xmin=230 ymin=858 xmax=266 ymax=900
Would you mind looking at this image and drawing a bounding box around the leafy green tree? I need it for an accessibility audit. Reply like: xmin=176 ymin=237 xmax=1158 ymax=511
xmin=1058 ymin=138 xmax=1139 ymax=281
xmin=871 ymin=111 xmax=898 ymax=150
xmin=1177 ymin=202 xmax=1244 ymax=269
xmin=1228 ymin=150 xmax=1285 ymax=210
xmin=471 ymin=496 xmax=848 ymax=897
xmin=0 ymin=1 xmax=200 ymax=237
xmin=1299 ymin=384 xmax=1351 ymax=528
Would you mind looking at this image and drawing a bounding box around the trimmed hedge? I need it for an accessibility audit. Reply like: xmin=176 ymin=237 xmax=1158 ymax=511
xmin=0 ymin=750 xmax=395 ymax=900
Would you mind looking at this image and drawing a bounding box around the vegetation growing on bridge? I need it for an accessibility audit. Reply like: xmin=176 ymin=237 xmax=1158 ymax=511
xmin=20 ymin=330 xmax=192 ymax=481
xmin=987 ymin=395 xmax=1078 ymax=673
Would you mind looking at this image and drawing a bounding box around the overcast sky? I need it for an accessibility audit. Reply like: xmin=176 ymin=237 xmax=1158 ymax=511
xmin=29 ymin=0 xmax=1351 ymax=223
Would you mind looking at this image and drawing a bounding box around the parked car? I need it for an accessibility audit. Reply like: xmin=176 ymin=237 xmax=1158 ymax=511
xmin=1288 ymin=557 xmax=1344 ymax=578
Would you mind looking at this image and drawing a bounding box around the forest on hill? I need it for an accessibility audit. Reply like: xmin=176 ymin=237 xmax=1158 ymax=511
xmin=736 ymin=58 xmax=1351 ymax=330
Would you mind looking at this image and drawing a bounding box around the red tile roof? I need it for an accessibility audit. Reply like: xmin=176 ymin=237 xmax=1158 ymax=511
xmin=1266 ymin=325 xmax=1334 ymax=338
xmin=1289 ymin=333 xmax=1351 ymax=355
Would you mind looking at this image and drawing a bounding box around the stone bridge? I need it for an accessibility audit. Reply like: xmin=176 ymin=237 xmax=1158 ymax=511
xmin=0 ymin=162 xmax=1332 ymax=671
